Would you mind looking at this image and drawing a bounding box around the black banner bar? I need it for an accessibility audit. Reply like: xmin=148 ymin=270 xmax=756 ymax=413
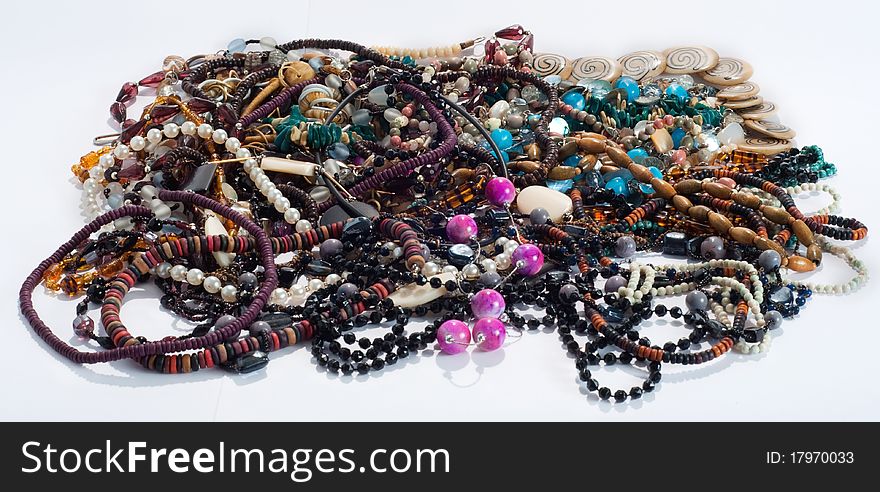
xmin=1 ymin=423 xmax=874 ymax=488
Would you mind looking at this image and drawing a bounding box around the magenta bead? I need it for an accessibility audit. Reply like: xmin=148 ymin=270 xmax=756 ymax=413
xmin=473 ymin=318 xmax=506 ymax=351
xmin=470 ymin=289 xmax=506 ymax=319
xmin=437 ymin=320 xmax=471 ymax=355
xmin=485 ymin=177 xmax=517 ymax=207
xmin=446 ymin=214 xmax=478 ymax=244
xmin=511 ymin=243 xmax=544 ymax=276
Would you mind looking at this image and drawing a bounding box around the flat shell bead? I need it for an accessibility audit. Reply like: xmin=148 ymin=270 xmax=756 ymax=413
xmin=515 ymin=186 xmax=573 ymax=222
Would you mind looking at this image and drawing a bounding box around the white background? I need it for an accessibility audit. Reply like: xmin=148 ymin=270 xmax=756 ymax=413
xmin=2 ymin=0 xmax=877 ymax=421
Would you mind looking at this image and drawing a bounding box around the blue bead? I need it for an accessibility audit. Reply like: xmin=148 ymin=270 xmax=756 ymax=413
xmin=227 ymin=38 xmax=247 ymax=53
xmin=309 ymin=58 xmax=324 ymax=72
xmin=666 ymin=84 xmax=689 ymax=102
xmin=671 ymin=128 xmax=686 ymax=148
xmin=627 ymin=148 xmax=649 ymax=164
xmin=561 ymin=91 xmax=586 ymax=111
xmin=490 ymin=128 xmax=513 ymax=150
xmin=563 ymin=154 xmax=581 ymax=167
xmin=648 ymin=166 xmax=663 ymax=178
xmin=605 ymin=177 xmax=629 ymax=196
xmin=638 ymin=167 xmax=664 ymax=194
xmin=546 ymin=179 xmax=574 ymax=193
xmin=614 ymin=76 xmax=640 ymax=103
xmin=328 ymin=142 xmax=350 ymax=161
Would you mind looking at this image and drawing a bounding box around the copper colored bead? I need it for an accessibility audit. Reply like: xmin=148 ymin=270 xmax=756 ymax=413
xmin=806 ymin=243 xmax=823 ymax=265
xmin=786 ymin=255 xmax=816 ymax=273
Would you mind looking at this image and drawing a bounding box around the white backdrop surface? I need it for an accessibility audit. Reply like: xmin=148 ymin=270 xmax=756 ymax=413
xmin=2 ymin=0 xmax=877 ymax=421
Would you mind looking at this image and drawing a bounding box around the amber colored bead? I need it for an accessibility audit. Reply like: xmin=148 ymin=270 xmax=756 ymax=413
xmin=43 ymin=263 xmax=64 ymax=290
xmin=576 ymin=135 xmax=607 ymax=153
xmin=60 ymin=276 xmax=80 ymax=296
xmin=786 ymin=255 xmax=816 ymax=273
xmin=97 ymin=258 xmax=125 ymax=277
xmin=791 ymin=219 xmax=814 ymax=245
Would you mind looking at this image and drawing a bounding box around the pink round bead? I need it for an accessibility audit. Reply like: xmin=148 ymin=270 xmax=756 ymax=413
xmin=717 ymin=177 xmax=737 ymax=189
xmin=672 ymin=149 xmax=687 ymax=164
xmin=485 ymin=177 xmax=516 ymax=207
xmin=493 ymin=51 xmax=509 ymax=65
xmin=446 ymin=214 xmax=478 ymax=244
xmin=470 ymin=289 xmax=506 ymax=319
xmin=663 ymin=115 xmax=675 ymax=126
xmin=511 ymin=243 xmax=544 ymax=276
xmin=653 ymin=119 xmax=664 ymax=129
xmin=390 ymin=135 xmax=402 ymax=147
xmin=473 ymin=318 xmax=506 ymax=351
xmin=437 ymin=320 xmax=471 ymax=355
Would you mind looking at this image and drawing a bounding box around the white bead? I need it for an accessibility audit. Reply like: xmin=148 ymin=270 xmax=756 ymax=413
xmin=422 ymin=261 xmax=441 ymax=277
xmin=270 ymin=287 xmax=290 ymax=305
xmin=83 ymin=178 xmax=100 ymax=194
xmin=146 ymin=128 xmax=163 ymax=144
xmin=139 ymin=185 xmax=157 ymax=201
xmin=156 ymin=262 xmax=172 ymax=279
xmin=284 ymin=208 xmax=301 ymax=224
xmin=392 ymin=247 xmax=403 ymax=259
xmin=197 ymin=123 xmax=213 ymax=139
xmin=153 ymin=204 xmax=172 ymax=220
xmin=495 ymin=237 xmax=509 ymax=247
xmin=290 ymin=285 xmax=307 ymax=298
xmin=308 ymin=278 xmax=325 ymax=291
xmin=442 ymin=265 xmax=459 ymax=274
xmin=225 ymin=137 xmax=241 ymax=153
xmin=212 ymin=129 xmax=228 ymax=144
xmin=89 ymin=166 xmax=104 ymax=179
xmin=274 ymin=197 xmax=290 ymax=213
xmin=267 ymin=188 xmax=283 ymax=204
xmin=99 ymin=153 xmax=116 ymax=169
xmin=129 ymin=135 xmax=146 ymax=151
xmin=170 ymin=265 xmax=187 ymax=282
xmin=462 ymin=263 xmax=481 ymax=279
xmin=481 ymin=258 xmax=497 ymax=272
xmin=113 ymin=145 xmax=130 ymax=160
xmin=325 ymin=273 xmax=341 ymax=285
xmin=220 ymin=285 xmax=238 ymax=302
xmin=181 ymin=121 xmax=197 ymax=135
xmin=242 ymin=158 xmax=256 ymax=172
xmin=495 ymin=253 xmax=511 ymax=270
xmin=163 ymin=123 xmax=180 ymax=138
xmin=504 ymin=241 xmax=519 ymax=254
xmin=186 ymin=268 xmax=205 ymax=285
xmin=235 ymin=148 xmax=251 ymax=159
xmin=203 ymin=276 xmax=222 ymax=293
xmin=295 ymin=219 xmax=312 ymax=233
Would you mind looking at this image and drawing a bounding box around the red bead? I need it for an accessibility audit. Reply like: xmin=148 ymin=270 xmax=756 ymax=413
xmin=116 ymin=82 xmax=138 ymax=103
xmin=149 ymin=104 xmax=179 ymax=123
xmin=484 ymin=38 xmax=499 ymax=63
xmin=495 ymin=24 xmax=525 ymax=40
xmin=110 ymin=102 xmax=126 ymax=123
xmin=120 ymin=119 xmax=147 ymax=143
xmin=186 ymin=97 xmax=216 ymax=113
xmin=519 ymin=33 xmax=534 ymax=52
xmin=138 ymin=71 xmax=166 ymax=88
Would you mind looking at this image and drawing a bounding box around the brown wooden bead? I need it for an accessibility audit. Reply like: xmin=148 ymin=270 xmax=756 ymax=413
xmin=703 ymin=182 xmax=734 ymax=199
xmin=688 ymin=205 xmax=711 ymax=221
xmin=754 ymin=236 xmax=785 ymax=255
xmin=671 ymin=194 xmax=693 ymax=213
xmin=786 ymin=255 xmax=816 ymax=273
xmin=578 ymin=154 xmax=598 ymax=168
xmin=731 ymin=192 xmax=762 ymax=209
xmin=791 ymin=219 xmax=814 ymax=245
xmin=650 ymin=178 xmax=676 ymax=199
xmin=577 ymin=136 xmax=607 ymax=153
xmin=524 ymin=143 xmax=541 ymax=160
xmin=510 ymin=160 xmax=542 ymax=173
xmin=729 ymin=226 xmax=757 ymax=244
xmin=806 ymin=243 xmax=822 ymax=265
xmin=558 ymin=140 xmax=579 ymax=160
xmin=761 ymin=206 xmax=793 ymax=225
xmin=605 ymin=146 xmax=632 ymax=168
xmin=674 ymin=179 xmax=703 ymax=194
xmin=707 ymin=211 xmax=733 ymax=233
xmin=628 ymin=164 xmax=654 ymax=183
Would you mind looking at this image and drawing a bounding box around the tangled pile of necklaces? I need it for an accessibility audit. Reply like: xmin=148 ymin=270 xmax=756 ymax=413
xmin=20 ymin=26 xmax=870 ymax=403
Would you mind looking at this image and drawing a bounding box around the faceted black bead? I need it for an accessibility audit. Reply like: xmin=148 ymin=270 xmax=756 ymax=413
xmin=343 ymin=333 xmax=356 ymax=345
xmin=371 ymin=358 xmax=385 ymax=371
xmin=598 ymin=387 xmax=612 ymax=400
xmin=586 ymin=379 xmax=599 ymax=391
xmin=340 ymin=363 xmax=353 ymax=375
xmin=629 ymin=387 xmax=643 ymax=399
xmin=351 ymin=350 xmax=365 ymax=362
xmin=356 ymin=363 xmax=370 ymax=374
xmin=613 ymin=390 xmax=627 ymax=402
